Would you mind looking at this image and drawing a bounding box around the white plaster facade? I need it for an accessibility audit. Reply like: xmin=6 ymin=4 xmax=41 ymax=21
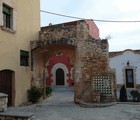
xmin=109 ymin=49 xmax=140 ymax=100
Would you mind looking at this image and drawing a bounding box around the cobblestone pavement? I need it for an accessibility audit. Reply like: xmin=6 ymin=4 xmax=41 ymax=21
xmin=7 ymin=86 xmax=140 ymax=120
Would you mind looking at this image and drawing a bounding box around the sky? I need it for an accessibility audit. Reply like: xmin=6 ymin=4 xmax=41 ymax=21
xmin=40 ymin=0 xmax=140 ymax=52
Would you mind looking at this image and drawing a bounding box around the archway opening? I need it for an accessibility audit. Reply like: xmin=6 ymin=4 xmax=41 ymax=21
xmin=56 ymin=68 xmax=64 ymax=85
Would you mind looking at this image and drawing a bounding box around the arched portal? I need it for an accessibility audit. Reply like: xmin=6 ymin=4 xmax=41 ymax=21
xmin=46 ymin=55 xmax=74 ymax=86
xmin=51 ymin=63 xmax=68 ymax=86
xmin=56 ymin=68 xmax=64 ymax=85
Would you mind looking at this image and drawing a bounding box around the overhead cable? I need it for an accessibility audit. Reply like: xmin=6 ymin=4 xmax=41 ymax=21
xmin=40 ymin=10 xmax=140 ymax=23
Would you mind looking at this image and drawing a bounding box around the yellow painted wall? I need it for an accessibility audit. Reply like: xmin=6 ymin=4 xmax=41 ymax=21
xmin=0 ymin=0 xmax=40 ymax=106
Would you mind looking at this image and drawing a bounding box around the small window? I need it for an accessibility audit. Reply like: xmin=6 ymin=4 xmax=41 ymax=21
xmin=3 ymin=4 xmax=12 ymax=29
xmin=20 ymin=50 xmax=29 ymax=66
xmin=125 ymin=69 xmax=134 ymax=88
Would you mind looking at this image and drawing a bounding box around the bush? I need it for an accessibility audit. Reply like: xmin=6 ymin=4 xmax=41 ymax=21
xmin=119 ymin=85 xmax=127 ymax=102
xmin=130 ymin=90 xmax=140 ymax=102
xmin=27 ymin=86 xmax=42 ymax=103
xmin=45 ymin=86 xmax=52 ymax=96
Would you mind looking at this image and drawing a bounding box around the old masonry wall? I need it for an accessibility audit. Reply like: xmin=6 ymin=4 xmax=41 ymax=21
xmin=31 ymin=20 xmax=116 ymax=103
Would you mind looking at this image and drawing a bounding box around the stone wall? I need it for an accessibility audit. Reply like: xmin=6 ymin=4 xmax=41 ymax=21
xmin=31 ymin=19 xmax=116 ymax=103
xmin=74 ymin=37 xmax=115 ymax=102
xmin=30 ymin=20 xmax=79 ymax=88
xmin=40 ymin=21 xmax=77 ymax=41
xmin=0 ymin=93 xmax=8 ymax=112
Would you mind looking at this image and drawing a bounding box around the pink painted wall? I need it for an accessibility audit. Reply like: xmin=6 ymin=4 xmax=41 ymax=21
xmin=85 ymin=19 xmax=100 ymax=40
xmin=46 ymin=55 xmax=74 ymax=86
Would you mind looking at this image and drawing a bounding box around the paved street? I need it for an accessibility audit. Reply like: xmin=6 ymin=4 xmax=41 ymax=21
xmin=7 ymin=86 xmax=140 ymax=120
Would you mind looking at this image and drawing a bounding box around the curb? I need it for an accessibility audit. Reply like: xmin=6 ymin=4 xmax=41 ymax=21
xmin=79 ymin=101 xmax=117 ymax=108
xmin=79 ymin=101 xmax=140 ymax=108
xmin=117 ymin=102 xmax=140 ymax=105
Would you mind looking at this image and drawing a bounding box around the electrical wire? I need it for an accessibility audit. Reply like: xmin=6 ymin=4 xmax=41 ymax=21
xmin=40 ymin=10 xmax=140 ymax=23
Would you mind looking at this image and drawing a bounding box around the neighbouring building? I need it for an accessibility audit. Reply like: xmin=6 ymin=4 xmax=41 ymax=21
xmin=109 ymin=49 xmax=140 ymax=100
xmin=0 ymin=0 xmax=40 ymax=106
xmin=31 ymin=19 xmax=116 ymax=103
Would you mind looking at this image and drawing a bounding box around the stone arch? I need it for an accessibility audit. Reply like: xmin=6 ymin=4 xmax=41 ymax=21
xmin=51 ymin=63 xmax=69 ymax=86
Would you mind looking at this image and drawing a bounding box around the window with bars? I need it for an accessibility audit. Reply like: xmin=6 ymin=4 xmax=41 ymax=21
xmin=3 ymin=4 xmax=12 ymax=29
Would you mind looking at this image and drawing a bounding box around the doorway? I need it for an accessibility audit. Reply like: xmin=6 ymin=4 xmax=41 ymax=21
xmin=0 ymin=70 xmax=14 ymax=106
xmin=56 ymin=68 xmax=64 ymax=85
xmin=125 ymin=69 xmax=134 ymax=88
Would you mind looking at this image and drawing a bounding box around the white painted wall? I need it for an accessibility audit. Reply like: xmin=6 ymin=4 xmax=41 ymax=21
xmin=109 ymin=50 xmax=140 ymax=85
xmin=109 ymin=50 xmax=140 ymax=100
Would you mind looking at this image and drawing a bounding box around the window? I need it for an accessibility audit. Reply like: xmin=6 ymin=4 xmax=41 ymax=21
xmin=3 ymin=4 xmax=12 ymax=29
xmin=20 ymin=50 xmax=29 ymax=66
xmin=125 ymin=69 xmax=134 ymax=88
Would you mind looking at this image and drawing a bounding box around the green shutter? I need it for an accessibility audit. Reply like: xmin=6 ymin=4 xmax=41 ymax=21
xmin=3 ymin=5 xmax=11 ymax=15
xmin=20 ymin=50 xmax=29 ymax=57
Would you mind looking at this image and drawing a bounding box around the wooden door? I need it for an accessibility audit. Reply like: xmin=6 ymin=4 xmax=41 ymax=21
xmin=56 ymin=68 xmax=64 ymax=85
xmin=125 ymin=69 xmax=134 ymax=88
xmin=0 ymin=70 xmax=13 ymax=106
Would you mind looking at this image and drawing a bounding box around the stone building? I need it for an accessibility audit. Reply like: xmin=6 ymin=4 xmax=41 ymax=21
xmin=31 ymin=19 xmax=116 ymax=103
xmin=0 ymin=0 xmax=40 ymax=106
xmin=109 ymin=49 xmax=140 ymax=100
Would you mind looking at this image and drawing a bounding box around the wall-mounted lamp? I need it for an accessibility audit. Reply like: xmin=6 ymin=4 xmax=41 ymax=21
xmin=127 ymin=61 xmax=130 ymax=66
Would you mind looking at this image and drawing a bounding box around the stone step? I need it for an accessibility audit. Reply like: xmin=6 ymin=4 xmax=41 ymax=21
xmin=0 ymin=111 xmax=34 ymax=120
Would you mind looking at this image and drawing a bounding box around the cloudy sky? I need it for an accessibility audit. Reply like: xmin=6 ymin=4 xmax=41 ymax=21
xmin=40 ymin=0 xmax=140 ymax=51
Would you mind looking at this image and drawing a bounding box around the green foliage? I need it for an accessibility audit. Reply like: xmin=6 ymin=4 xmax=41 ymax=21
xmin=45 ymin=86 xmax=52 ymax=96
xmin=119 ymin=85 xmax=127 ymax=102
xmin=27 ymin=86 xmax=42 ymax=103
xmin=130 ymin=90 xmax=140 ymax=102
